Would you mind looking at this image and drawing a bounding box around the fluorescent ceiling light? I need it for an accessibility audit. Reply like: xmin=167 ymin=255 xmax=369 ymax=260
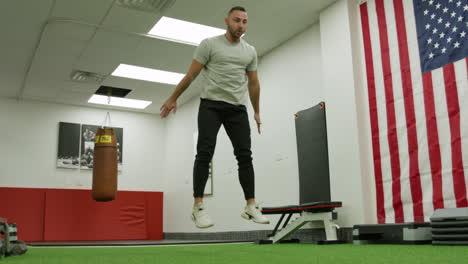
xmin=148 ymin=16 xmax=225 ymax=45
xmin=111 ymin=64 xmax=184 ymax=85
xmin=88 ymin=95 xmax=152 ymax=109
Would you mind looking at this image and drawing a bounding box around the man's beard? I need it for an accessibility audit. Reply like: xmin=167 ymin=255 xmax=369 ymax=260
xmin=227 ymin=25 xmax=242 ymax=39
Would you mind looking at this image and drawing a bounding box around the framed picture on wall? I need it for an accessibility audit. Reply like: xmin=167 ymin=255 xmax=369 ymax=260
xmin=80 ymin=124 xmax=98 ymax=169
xmin=57 ymin=122 xmax=81 ymax=169
xmin=57 ymin=122 xmax=123 ymax=171
xmin=193 ymin=131 xmax=213 ymax=196
xmin=80 ymin=124 xmax=123 ymax=170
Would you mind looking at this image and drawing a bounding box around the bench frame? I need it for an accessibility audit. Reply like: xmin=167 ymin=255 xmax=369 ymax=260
xmin=260 ymin=202 xmax=342 ymax=244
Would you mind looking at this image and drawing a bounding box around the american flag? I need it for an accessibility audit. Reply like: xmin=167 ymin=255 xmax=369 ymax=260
xmin=359 ymin=0 xmax=468 ymax=223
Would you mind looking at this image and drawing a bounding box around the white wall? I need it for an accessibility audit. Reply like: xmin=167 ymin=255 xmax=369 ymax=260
xmin=348 ymin=0 xmax=377 ymax=225
xmin=0 ymin=97 xmax=165 ymax=191
xmin=320 ymin=0 xmax=375 ymax=225
xmin=163 ymin=23 xmax=324 ymax=232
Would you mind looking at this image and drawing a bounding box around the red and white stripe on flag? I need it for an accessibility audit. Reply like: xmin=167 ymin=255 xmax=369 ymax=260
xmin=359 ymin=0 xmax=468 ymax=223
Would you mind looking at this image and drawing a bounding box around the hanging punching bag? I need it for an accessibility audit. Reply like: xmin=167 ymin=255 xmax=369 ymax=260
xmin=92 ymin=127 xmax=118 ymax=201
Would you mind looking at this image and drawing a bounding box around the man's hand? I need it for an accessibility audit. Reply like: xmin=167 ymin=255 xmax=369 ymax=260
xmin=247 ymin=71 xmax=261 ymax=134
xmin=254 ymin=112 xmax=261 ymax=134
xmin=160 ymin=98 xmax=177 ymax=118
xmin=159 ymin=60 xmax=204 ymax=119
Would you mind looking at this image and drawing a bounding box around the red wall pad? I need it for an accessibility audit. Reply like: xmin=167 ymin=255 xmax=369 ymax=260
xmin=45 ymin=190 xmax=149 ymax=241
xmin=0 ymin=188 xmax=46 ymax=242
xmin=0 ymin=188 xmax=163 ymax=242
xmin=145 ymin=192 xmax=164 ymax=240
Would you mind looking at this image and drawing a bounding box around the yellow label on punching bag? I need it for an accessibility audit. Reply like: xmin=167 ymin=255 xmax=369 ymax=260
xmin=100 ymin=135 xmax=112 ymax=143
xmin=95 ymin=136 xmax=100 ymax=143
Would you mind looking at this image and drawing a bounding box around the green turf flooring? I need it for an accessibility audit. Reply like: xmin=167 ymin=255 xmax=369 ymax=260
xmin=3 ymin=243 xmax=468 ymax=264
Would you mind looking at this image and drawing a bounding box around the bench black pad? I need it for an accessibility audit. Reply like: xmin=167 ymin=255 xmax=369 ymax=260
xmin=261 ymin=201 xmax=342 ymax=215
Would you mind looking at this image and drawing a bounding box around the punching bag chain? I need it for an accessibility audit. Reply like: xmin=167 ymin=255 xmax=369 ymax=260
xmin=101 ymin=112 xmax=112 ymax=128
xmin=101 ymin=89 xmax=112 ymax=128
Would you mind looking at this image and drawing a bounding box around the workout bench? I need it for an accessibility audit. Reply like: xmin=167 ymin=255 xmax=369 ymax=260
xmin=258 ymin=201 xmax=342 ymax=244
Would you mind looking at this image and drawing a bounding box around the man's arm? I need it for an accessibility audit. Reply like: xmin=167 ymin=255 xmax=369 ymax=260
xmin=247 ymin=71 xmax=261 ymax=134
xmin=160 ymin=60 xmax=205 ymax=118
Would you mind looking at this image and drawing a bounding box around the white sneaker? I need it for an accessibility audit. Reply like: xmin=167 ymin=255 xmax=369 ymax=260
xmin=191 ymin=203 xmax=214 ymax=229
xmin=241 ymin=204 xmax=270 ymax=224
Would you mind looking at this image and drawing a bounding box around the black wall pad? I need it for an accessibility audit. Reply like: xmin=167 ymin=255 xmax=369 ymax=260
xmin=167 ymin=228 xmax=352 ymax=243
xmin=295 ymin=102 xmax=330 ymax=203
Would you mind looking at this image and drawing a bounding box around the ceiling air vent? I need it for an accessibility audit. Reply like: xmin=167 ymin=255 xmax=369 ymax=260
xmin=116 ymin=0 xmax=176 ymax=13
xmin=70 ymin=70 xmax=107 ymax=83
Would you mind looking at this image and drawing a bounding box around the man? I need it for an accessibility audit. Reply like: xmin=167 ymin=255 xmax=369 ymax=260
xmin=160 ymin=6 xmax=269 ymax=228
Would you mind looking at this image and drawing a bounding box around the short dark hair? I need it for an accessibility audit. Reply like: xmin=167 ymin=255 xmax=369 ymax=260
xmin=228 ymin=6 xmax=246 ymax=15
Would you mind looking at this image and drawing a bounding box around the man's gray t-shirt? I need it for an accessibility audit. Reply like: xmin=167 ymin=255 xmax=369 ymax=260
xmin=193 ymin=35 xmax=258 ymax=106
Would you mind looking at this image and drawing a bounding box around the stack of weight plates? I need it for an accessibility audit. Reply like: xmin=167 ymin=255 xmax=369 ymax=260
xmin=431 ymin=207 xmax=468 ymax=245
